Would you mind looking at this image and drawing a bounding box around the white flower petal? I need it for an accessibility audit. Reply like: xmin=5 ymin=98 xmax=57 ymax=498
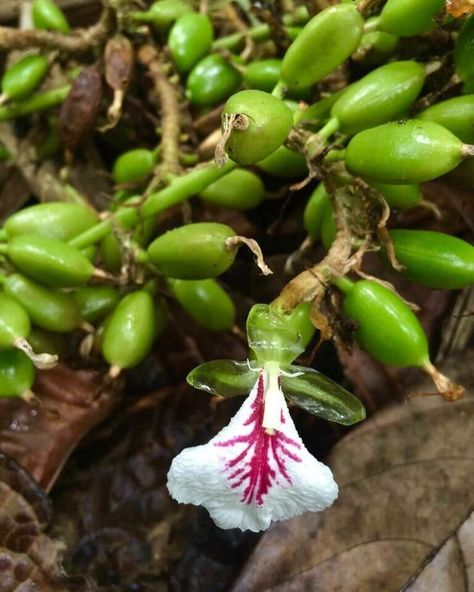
xmin=167 ymin=372 xmax=338 ymax=532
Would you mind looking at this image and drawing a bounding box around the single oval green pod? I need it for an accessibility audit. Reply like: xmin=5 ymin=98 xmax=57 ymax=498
xmin=168 ymin=13 xmax=213 ymax=73
xmin=132 ymin=0 xmax=192 ymax=31
xmin=3 ymin=273 xmax=82 ymax=332
xmin=73 ymin=286 xmax=120 ymax=323
xmin=99 ymin=233 xmax=122 ymax=272
xmin=418 ymin=95 xmax=474 ymax=144
xmin=340 ymin=278 xmax=429 ymax=367
xmin=387 ymin=229 xmax=474 ymax=290
xmin=4 ymin=202 xmax=98 ymax=241
xmin=186 ymin=54 xmax=241 ymax=107
xmin=222 ymin=90 xmax=293 ymax=165
xmin=102 ymin=290 xmax=156 ymax=370
xmin=370 ymin=181 xmax=422 ymax=210
xmin=243 ymin=59 xmax=281 ymax=93
xmin=99 ymin=210 xmax=157 ymax=272
xmin=355 ymin=27 xmax=399 ymax=65
xmin=32 ymin=0 xmax=70 ymax=33
xmin=171 ymin=278 xmax=235 ymax=331
xmin=345 ymin=120 xmax=466 ymax=184
xmin=4 ymin=235 xmax=94 ymax=287
xmin=147 ymin=222 xmax=236 ymax=279
xmin=81 ymin=245 xmax=97 ymax=262
xmin=257 ymin=145 xmax=307 ymax=179
xmin=377 ymin=0 xmax=444 ymax=37
xmin=321 ymin=200 xmax=336 ymax=250
xmin=200 ymin=168 xmax=264 ymax=210
xmin=0 ymin=293 xmax=30 ymax=349
xmin=455 ymin=15 xmax=474 ymax=82
xmin=294 ymin=87 xmax=347 ymax=125
xmin=36 ymin=119 xmax=61 ymax=160
xmin=0 ymin=349 xmax=35 ymax=398
xmin=330 ymin=60 xmax=425 ymax=135
xmin=280 ymin=4 xmax=364 ymax=90
xmin=280 ymin=301 xmax=316 ymax=348
xmin=113 ymin=148 xmax=155 ymax=185
xmin=1 ymin=54 xmax=49 ymax=102
xmin=303 ymin=184 xmax=330 ymax=241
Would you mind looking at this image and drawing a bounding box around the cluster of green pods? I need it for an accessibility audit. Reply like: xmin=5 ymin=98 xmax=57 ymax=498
xmin=0 ymin=0 xmax=472 ymax=403
xmin=0 ymin=202 xmax=251 ymax=390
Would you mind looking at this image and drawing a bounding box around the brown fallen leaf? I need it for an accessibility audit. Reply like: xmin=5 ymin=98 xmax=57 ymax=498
xmin=51 ymin=382 xmax=257 ymax=591
xmin=232 ymin=350 xmax=474 ymax=592
xmin=0 ymin=454 xmax=91 ymax=592
xmin=0 ymin=364 xmax=121 ymax=492
xmin=402 ymin=510 xmax=473 ymax=591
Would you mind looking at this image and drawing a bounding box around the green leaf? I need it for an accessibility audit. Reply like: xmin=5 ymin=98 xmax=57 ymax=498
xmin=281 ymin=365 xmax=366 ymax=426
xmin=186 ymin=359 xmax=258 ymax=398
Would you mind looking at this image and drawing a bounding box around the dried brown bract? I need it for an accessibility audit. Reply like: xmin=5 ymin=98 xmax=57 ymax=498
xmin=103 ymin=35 xmax=134 ymax=130
xmin=59 ymin=66 xmax=103 ymax=156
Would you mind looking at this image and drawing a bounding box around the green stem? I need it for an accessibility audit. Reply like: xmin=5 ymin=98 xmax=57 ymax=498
xmin=212 ymin=24 xmax=270 ymax=51
xmin=271 ymin=81 xmax=285 ymax=99
xmin=333 ymin=276 xmax=354 ymax=294
xmin=0 ymin=85 xmax=70 ymax=121
xmin=363 ymin=17 xmax=380 ymax=33
xmin=0 ymin=244 xmax=8 ymax=255
xmin=131 ymin=10 xmax=154 ymax=23
xmin=0 ymin=229 xmax=7 ymax=241
xmin=212 ymin=7 xmax=308 ymax=51
xmin=324 ymin=148 xmax=346 ymax=163
xmin=317 ymin=117 xmax=340 ymax=140
xmin=69 ymin=160 xmax=238 ymax=249
xmin=293 ymin=87 xmax=349 ymax=126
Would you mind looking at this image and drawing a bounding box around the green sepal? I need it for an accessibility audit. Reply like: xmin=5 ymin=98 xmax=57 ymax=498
xmin=280 ymin=365 xmax=366 ymax=425
xmin=186 ymin=359 xmax=258 ymax=398
xmin=246 ymin=303 xmax=304 ymax=366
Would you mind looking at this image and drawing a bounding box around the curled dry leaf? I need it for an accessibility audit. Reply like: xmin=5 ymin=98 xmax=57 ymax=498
xmin=232 ymin=350 xmax=474 ymax=592
xmin=0 ymin=454 xmax=91 ymax=592
xmin=59 ymin=66 xmax=103 ymax=154
xmin=0 ymin=364 xmax=122 ymax=492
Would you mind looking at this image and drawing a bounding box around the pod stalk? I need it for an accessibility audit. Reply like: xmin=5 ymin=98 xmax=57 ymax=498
xmin=14 ymin=337 xmax=58 ymax=369
xmin=422 ymin=361 xmax=465 ymax=402
xmin=333 ymin=276 xmax=355 ymax=294
xmin=362 ymin=16 xmax=380 ymax=33
xmin=69 ymin=160 xmax=237 ymax=249
xmin=108 ymin=365 xmax=122 ymax=379
xmin=461 ymin=144 xmax=474 ymax=158
xmin=318 ymin=117 xmax=340 ymax=141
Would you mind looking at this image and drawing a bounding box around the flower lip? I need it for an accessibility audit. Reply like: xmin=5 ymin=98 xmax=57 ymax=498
xmin=167 ymin=367 xmax=338 ymax=532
